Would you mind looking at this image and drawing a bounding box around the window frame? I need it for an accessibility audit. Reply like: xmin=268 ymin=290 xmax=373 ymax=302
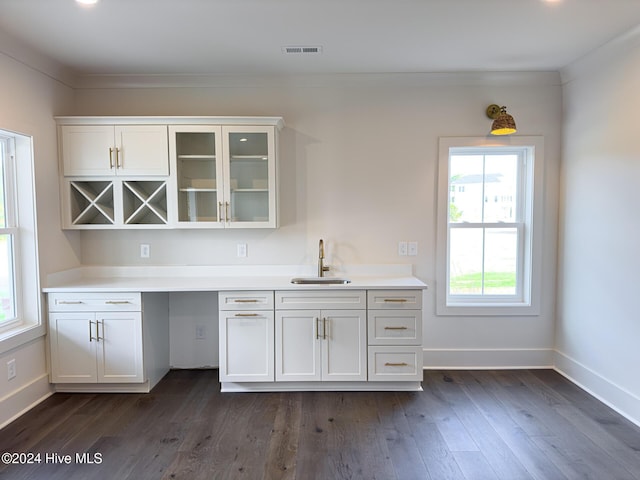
xmin=0 ymin=128 xmax=42 ymax=353
xmin=0 ymin=135 xmax=21 ymax=329
xmin=436 ymin=136 xmax=544 ymax=316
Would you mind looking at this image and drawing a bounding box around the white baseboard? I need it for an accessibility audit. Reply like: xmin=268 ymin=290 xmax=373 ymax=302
xmin=554 ymin=350 xmax=640 ymax=428
xmin=0 ymin=373 xmax=54 ymax=429
xmin=423 ymin=348 xmax=555 ymax=369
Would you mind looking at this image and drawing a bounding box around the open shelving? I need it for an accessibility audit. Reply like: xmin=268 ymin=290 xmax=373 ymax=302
xmin=122 ymin=180 xmax=168 ymax=225
xmin=69 ymin=181 xmax=115 ymax=225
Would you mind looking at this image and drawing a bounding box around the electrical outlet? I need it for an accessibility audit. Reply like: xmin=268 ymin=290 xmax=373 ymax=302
xmin=237 ymin=243 xmax=247 ymax=257
xmin=398 ymin=241 xmax=408 ymax=256
xmin=140 ymin=244 xmax=150 ymax=258
xmin=408 ymin=241 xmax=418 ymax=256
xmin=7 ymin=359 xmax=16 ymax=380
xmin=195 ymin=326 xmax=206 ymax=339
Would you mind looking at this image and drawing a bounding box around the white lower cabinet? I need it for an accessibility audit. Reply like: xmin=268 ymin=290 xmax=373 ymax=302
xmin=218 ymin=291 xmax=274 ymax=382
xmin=47 ymin=292 xmax=169 ymax=392
xmin=219 ymin=288 xmax=423 ymax=391
xmin=367 ymin=290 xmax=424 ymax=382
xmin=49 ymin=311 xmax=143 ymax=383
xmin=275 ymin=309 xmax=367 ymax=382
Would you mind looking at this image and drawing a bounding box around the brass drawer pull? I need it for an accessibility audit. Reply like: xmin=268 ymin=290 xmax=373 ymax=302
xmin=105 ymin=300 xmax=131 ymax=305
xmin=384 ymin=326 xmax=408 ymax=330
xmin=234 ymin=299 xmax=259 ymax=303
xmin=384 ymin=298 xmax=407 ymax=303
xmin=59 ymin=300 xmax=83 ymax=305
xmin=235 ymin=313 xmax=259 ymax=317
xmin=385 ymin=362 xmax=409 ymax=367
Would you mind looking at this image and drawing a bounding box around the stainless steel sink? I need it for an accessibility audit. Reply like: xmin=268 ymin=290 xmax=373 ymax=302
xmin=290 ymin=277 xmax=351 ymax=285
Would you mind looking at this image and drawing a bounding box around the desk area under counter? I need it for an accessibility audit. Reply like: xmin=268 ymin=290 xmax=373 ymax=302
xmin=43 ymin=265 xmax=427 ymax=393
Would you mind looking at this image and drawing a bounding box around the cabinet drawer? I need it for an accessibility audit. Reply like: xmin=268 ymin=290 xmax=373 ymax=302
xmin=275 ymin=290 xmax=366 ymax=310
xmin=48 ymin=292 xmax=141 ymax=312
xmin=367 ymin=290 xmax=422 ymax=310
xmin=219 ymin=291 xmax=274 ymax=311
xmin=368 ymin=310 xmax=422 ymax=346
xmin=367 ymin=346 xmax=423 ymax=381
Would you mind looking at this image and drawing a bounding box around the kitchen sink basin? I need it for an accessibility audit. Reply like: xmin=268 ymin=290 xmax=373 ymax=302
xmin=290 ymin=277 xmax=351 ymax=285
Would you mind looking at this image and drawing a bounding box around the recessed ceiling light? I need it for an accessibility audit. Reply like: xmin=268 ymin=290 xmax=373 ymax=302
xmin=76 ymin=0 xmax=99 ymax=5
xmin=239 ymin=138 xmax=248 ymax=142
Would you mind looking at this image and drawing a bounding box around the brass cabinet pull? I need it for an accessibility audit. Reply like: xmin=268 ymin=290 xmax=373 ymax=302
xmin=234 ymin=299 xmax=259 ymax=303
xmin=385 ymin=362 xmax=409 ymax=367
xmin=322 ymin=317 xmax=327 ymax=340
xmin=115 ymin=147 xmax=121 ymax=168
xmin=218 ymin=202 xmax=223 ymax=222
xmin=384 ymin=298 xmax=407 ymax=303
xmin=235 ymin=313 xmax=259 ymax=317
xmin=315 ymin=317 xmax=321 ymax=339
xmin=109 ymin=148 xmax=114 ymax=169
xmin=105 ymin=300 xmax=130 ymax=305
xmin=59 ymin=300 xmax=83 ymax=305
xmin=225 ymin=201 xmax=230 ymax=222
xmin=384 ymin=326 xmax=408 ymax=330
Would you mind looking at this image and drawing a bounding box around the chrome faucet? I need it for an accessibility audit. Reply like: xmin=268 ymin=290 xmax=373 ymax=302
xmin=318 ymin=239 xmax=330 ymax=277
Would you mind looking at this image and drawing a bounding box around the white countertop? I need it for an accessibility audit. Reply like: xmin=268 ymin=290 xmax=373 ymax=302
xmin=43 ymin=265 xmax=428 ymax=293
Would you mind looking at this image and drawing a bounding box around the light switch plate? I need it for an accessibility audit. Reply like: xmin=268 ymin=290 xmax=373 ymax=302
xmin=408 ymin=241 xmax=418 ymax=256
xmin=398 ymin=241 xmax=408 ymax=256
xmin=237 ymin=243 xmax=248 ymax=257
xmin=140 ymin=244 xmax=150 ymax=258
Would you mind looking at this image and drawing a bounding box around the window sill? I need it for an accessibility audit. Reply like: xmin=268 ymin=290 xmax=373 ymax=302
xmin=437 ymin=299 xmax=540 ymax=316
xmin=0 ymin=323 xmax=46 ymax=355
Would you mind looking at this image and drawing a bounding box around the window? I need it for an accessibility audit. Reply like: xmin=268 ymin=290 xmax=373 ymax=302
xmin=0 ymin=128 xmax=41 ymax=352
xmin=0 ymin=136 xmax=18 ymax=326
xmin=437 ymin=137 xmax=544 ymax=316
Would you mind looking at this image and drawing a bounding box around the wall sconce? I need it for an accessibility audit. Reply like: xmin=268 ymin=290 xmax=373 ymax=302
xmin=486 ymin=104 xmax=517 ymax=135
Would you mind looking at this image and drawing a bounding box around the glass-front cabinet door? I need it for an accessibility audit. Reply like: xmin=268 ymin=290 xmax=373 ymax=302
xmin=169 ymin=126 xmax=224 ymax=227
xmin=169 ymin=124 xmax=277 ymax=228
xmin=222 ymin=126 xmax=276 ymax=228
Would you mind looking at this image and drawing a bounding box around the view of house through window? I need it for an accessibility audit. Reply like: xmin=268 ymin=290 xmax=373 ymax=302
xmin=0 ymin=136 xmax=17 ymax=324
xmin=447 ymin=147 xmax=527 ymax=302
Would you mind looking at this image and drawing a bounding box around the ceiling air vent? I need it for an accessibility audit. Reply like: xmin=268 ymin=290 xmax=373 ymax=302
xmin=281 ymin=45 xmax=323 ymax=55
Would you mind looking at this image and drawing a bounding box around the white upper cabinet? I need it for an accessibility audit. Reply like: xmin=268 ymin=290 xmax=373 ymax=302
xmin=61 ymin=124 xmax=169 ymax=176
xmin=56 ymin=116 xmax=283 ymax=230
xmin=169 ymin=124 xmax=278 ymax=228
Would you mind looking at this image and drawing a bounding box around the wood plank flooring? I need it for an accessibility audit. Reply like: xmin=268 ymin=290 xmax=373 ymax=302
xmin=1 ymin=369 xmax=639 ymax=480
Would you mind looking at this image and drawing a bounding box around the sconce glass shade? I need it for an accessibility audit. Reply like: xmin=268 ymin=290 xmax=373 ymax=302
xmin=491 ymin=107 xmax=517 ymax=135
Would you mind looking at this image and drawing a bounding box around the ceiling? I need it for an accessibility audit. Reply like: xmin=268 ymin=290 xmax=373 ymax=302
xmin=1 ymin=0 xmax=640 ymax=77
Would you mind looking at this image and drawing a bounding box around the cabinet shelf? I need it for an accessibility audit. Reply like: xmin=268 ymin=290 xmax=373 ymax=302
xmin=232 ymin=189 xmax=269 ymax=193
xmin=178 ymin=155 xmax=217 ymax=160
xmin=230 ymin=155 xmax=268 ymax=161
xmin=179 ymin=188 xmax=218 ymax=192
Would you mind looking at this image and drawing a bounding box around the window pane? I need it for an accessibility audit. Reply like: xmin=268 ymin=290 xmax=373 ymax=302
xmin=0 ymin=146 xmax=5 ymax=228
xmin=0 ymin=234 xmax=15 ymax=322
xmin=449 ymin=228 xmax=483 ymax=294
xmin=449 ymin=155 xmax=483 ymax=223
xmin=483 ymin=228 xmax=518 ymax=295
xmin=483 ymin=154 xmax=519 ymax=223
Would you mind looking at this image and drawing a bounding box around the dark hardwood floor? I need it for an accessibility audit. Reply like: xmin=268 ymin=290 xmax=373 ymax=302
xmin=1 ymin=369 xmax=639 ymax=480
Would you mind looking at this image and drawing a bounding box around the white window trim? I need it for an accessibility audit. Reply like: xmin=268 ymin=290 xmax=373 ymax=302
xmin=436 ymin=136 xmax=544 ymax=316
xmin=0 ymin=129 xmax=43 ymax=354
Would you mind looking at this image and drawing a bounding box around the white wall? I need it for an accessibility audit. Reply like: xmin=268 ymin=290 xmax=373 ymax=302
xmin=74 ymin=73 xmax=562 ymax=369
xmin=0 ymin=33 xmax=77 ymax=427
xmin=557 ymin=29 xmax=640 ymax=425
